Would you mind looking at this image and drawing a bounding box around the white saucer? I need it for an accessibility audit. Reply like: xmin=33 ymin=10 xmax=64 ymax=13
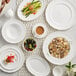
xmin=2 ymin=19 xmax=26 ymax=43
xmin=0 ymin=45 xmax=25 ymax=73
xmin=17 ymin=0 xmax=45 ymax=21
xmin=45 ymin=0 xmax=76 ymax=30
xmin=26 ymin=55 xmax=50 ymax=76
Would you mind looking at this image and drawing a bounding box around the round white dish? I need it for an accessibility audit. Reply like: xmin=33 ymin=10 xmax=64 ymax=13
xmin=45 ymin=0 xmax=76 ymax=30
xmin=2 ymin=19 xmax=26 ymax=43
xmin=0 ymin=45 xmax=25 ymax=73
xmin=32 ymin=23 xmax=47 ymax=38
xmin=53 ymin=66 xmax=65 ymax=76
xmin=43 ymin=32 xmax=74 ymax=65
xmin=26 ymin=55 xmax=50 ymax=76
xmin=17 ymin=0 xmax=45 ymax=21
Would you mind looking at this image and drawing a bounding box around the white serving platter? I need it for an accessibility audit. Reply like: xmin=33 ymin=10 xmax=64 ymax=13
xmin=26 ymin=55 xmax=50 ymax=76
xmin=17 ymin=0 xmax=45 ymax=21
xmin=0 ymin=45 xmax=25 ymax=73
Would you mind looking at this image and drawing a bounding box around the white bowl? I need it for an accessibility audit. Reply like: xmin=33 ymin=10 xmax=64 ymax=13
xmin=26 ymin=55 xmax=51 ymax=76
xmin=32 ymin=23 xmax=47 ymax=38
xmin=2 ymin=19 xmax=26 ymax=43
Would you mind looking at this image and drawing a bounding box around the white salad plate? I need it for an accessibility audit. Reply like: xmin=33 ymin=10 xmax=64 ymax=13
xmin=2 ymin=19 xmax=26 ymax=43
xmin=26 ymin=55 xmax=50 ymax=76
xmin=43 ymin=32 xmax=75 ymax=65
xmin=17 ymin=0 xmax=45 ymax=21
xmin=45 ymin=0 xmax=76 ymax=30
xmin=0 ymin=45 xmax=25 ymax=73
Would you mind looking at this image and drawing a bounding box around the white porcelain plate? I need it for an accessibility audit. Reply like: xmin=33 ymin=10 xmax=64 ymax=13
xmin=17 ymin=0 xmax=45 ymax=21
xmin=2 ymin=19 xmax=26 ymax=43
xmin=0 ymin=45 xmax=25 ymax=73
xmin=45 ymin=0 xmax=76 ymax=30
xmin=26 ymin=55 xmax=50 ymax=76
xmin=43 ymin=32 xmax=75 ymax=65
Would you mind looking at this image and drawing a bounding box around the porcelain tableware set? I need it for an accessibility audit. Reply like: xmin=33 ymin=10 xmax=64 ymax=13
xmin=0 ymin=0 xmax=76 ymax=76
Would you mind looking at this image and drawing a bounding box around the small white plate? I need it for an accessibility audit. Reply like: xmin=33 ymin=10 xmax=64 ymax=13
xmin=2 ymin=19 xmax=26 ymax=43
xmin=17 ymin=0 xmax=45 ymax=21
xmin=45 ymin=0 xmax=76 ymax=30
xmin=32 ymin=23 xmax=47 ymax=38
xmin=43 ymin=32 xmax=75 ymax=65
xmin=26 ymin=55 xmax=50 ymax=76
xmin=0 ymin=45 xmax=25 ymax=73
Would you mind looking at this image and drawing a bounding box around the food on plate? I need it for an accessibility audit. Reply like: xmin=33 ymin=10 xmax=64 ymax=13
xmin=36 ymin=26 xmax=44 ymax=35
xmin=48 ymin=37 xmax=70 ymax=58
xmin=4 ymin=53 xmax=16 ymax=64
xmin=0 ymin=0 xmax=10 ymax=13
xmin=24 ymin=38 xmax=37 ymax=51
xmin=22 ymin=0 xmax=42 ymax=17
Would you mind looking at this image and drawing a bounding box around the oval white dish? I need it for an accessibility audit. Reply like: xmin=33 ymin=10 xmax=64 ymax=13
xmin=26 ymin=55 xmax=50 ymax=76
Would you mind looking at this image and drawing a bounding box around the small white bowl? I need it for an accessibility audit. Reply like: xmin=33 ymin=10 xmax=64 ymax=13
xmin=53 ymin=66 xmax=65 ymax=76
xmin=32 ymin=23 xmax=47 ymax=38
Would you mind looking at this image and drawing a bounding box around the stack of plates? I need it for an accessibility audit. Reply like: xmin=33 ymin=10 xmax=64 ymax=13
xmin=0 ymin=45 xmax=25 ymax=73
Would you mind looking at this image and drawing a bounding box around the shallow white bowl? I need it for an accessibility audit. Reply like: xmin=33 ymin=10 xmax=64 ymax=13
xmin=2 ymin=19 xmax=26 ymax=43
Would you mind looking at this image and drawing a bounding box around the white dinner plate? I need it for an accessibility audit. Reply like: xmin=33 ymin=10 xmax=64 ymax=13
xmin=43 ymin=32 xmax=75 ymax=65
xmin=26 ymin=55 xmax=50 ymax=76
xmin=17 ymin=0 xmax=45 ymax=21
xmin=2 ymin=19 xmax=26 ymax=43
xmin=0 ymin=45 xmax=25 ymax=73
xmin=45 ymin=0 xmax=76 ymax=30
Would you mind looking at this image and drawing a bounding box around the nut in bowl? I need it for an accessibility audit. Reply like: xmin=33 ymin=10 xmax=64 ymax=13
xmin=32 ymin=23 xmax=47 ymax=38
xmin=22 ymin=38 xmax=37 ymax=52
